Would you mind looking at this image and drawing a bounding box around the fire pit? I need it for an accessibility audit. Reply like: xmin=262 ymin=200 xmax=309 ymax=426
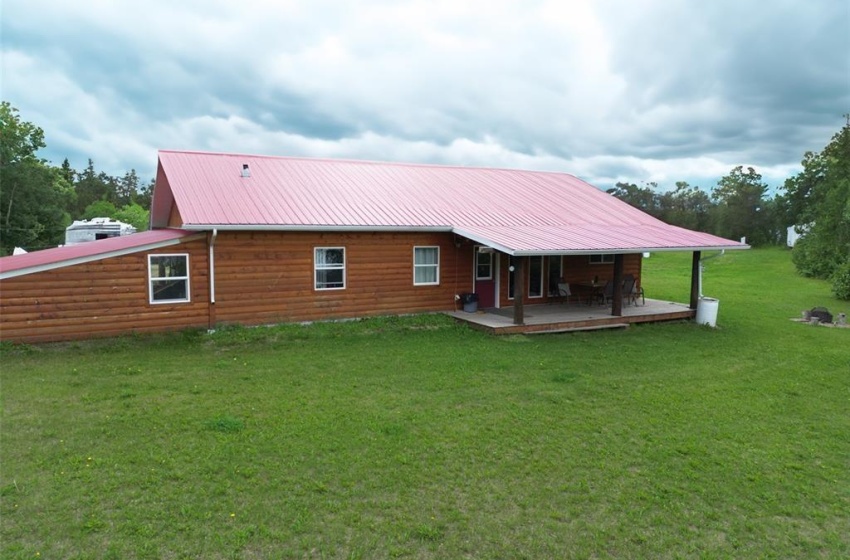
xmin=796 ymin=307 xmax=849 ymax=328
xmin=808 ymin=307 xmax=833 ymax=324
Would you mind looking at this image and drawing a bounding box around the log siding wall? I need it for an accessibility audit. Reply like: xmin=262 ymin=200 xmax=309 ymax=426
xmin=0 ymin=238 xmax=210 ymax=343
xmin=0 ymin=228 xmax=645 ymax=343
xmin=212 ymin=231 xmax=474 ymax=326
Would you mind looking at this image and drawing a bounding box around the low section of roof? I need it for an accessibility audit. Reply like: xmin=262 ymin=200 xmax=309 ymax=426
xmin=0 ymin=229 xmax=198 ymax=279
xmin=457 ymin=224 xmax=745 ymax=255
xmin=154 ymin=150 xmax=748 ymax=254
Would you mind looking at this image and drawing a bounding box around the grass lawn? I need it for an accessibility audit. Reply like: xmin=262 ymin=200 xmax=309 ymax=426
xmin=1 ymin=248 xmax=848 ymax=559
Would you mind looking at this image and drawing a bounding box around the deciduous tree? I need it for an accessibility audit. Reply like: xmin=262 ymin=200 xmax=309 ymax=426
xmin=711 ymin=166 xmax=774 ymax=245
xmin=114 ymin=202 xmax=149 ymax=231
xmin=783 ymin=123 xmax=850 ymax=297
xmin=0 ymin=102 xmax=74 ymax=253
xmin=658 ymin=181 xmax=713 ymax=232
xmin=606 ymin=182 xmax=662 ymax=218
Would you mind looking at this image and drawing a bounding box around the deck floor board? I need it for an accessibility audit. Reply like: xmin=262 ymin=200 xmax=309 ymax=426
xmin=446 ymin=299 xmax=694 ymax=334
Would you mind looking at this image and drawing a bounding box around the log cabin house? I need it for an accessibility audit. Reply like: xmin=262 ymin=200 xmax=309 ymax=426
xmin=0 ymin=151 xmax=747 ymax=343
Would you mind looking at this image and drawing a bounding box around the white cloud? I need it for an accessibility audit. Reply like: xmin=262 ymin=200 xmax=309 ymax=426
xmin=2 ymin=0 xmax=846 ymax=190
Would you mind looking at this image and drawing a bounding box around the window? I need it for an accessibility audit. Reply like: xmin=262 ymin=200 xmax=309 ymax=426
xmin=413 ymin=246 xmax=439 ymax=285
xmin=589 ymin=254 xmax=615 ymax=264
xmin=315 ymin=247 xmax=345 ymax=290
xmin=476 ymin=251 xmax=493 ymax=280
xmin=149 ymin=254 xmax=190 ymax=304
xmin=529 ymin=256 xmax=543 ymax=298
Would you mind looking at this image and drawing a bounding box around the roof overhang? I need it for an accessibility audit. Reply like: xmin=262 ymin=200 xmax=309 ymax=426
xmin=452 ymin=226 xmax=750 ymax=256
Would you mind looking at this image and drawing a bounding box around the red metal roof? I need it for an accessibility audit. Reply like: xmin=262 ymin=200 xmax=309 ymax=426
xmin=154 ymin=150 xmax=747 ymax=254
xmin=0 ymin=229 xmax=197 ymax=279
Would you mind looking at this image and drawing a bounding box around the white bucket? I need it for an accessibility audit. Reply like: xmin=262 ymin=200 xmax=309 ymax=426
xmin=696 ymin=297 xmax=719 ymax=327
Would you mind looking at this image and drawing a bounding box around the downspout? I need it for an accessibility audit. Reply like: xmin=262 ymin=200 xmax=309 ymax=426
xmin=209 ymin=228 xmax=217 ymax=303
xmin=698 ymin=250 xmax=725 ymax=298
xmin=454 ymin=235 xmax=460 ymax=312
xmin=208 ymin=228 xmax=217 ymax=332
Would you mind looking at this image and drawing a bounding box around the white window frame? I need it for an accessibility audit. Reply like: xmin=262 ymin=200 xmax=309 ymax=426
xmin=590 ymin=254 xmax=615 ymax=264
xmin=413 ymin=246 xmax=440 ymax=286
xmin=314 ymin=247 xmax=346 ymax=290
xmin=148 ymin=253 xmax=190 ymax=304
xmin=475 ymin=250 xmax=493 ymax=280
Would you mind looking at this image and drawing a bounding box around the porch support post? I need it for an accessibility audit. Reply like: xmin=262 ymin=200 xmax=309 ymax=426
xmin=690 ymin=251 xmax=701 ymax=310
xmin=513 ymin=256 xmax=525 ymax=325
xmin=611 ymin=254 xmax=624 ymax=316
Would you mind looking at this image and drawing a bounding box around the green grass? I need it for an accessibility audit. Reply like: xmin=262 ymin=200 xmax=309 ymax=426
xmin=1 ymin=248 xmax=848 ymax=559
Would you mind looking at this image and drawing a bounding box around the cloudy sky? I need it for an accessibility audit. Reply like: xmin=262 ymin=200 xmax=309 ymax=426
xmin=3 ymin=0 xmax=848 ymax=190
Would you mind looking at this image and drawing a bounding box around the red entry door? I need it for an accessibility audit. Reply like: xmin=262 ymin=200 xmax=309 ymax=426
xmin=474 ymin=249 xmax=496 ymax=308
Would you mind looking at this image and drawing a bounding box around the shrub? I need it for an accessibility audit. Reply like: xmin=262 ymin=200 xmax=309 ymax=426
xmin=831 ymin=261 xmax=850 ymax=300
xmin=791 ymin=235 xmax=842 ymax=278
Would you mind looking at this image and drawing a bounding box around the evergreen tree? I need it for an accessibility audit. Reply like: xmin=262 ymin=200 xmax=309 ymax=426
xmin=72 ymin=159 xmax=115 ymax=217
xmin=116 ymin=169 xmax=140 ymax=206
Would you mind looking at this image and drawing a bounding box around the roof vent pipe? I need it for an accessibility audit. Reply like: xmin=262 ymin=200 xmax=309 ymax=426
xmin=241 ymin=164 xmax=251 ymax=178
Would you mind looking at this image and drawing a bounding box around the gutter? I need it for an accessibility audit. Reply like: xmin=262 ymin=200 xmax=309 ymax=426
xmin=509 ymin=245 xmax=748 ymax=257
xmin=181 ymin=224 xmax=454 ymax=233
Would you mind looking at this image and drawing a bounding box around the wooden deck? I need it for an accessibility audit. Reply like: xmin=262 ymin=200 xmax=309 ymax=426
xmin=446 ymin=298 xmax=695 ymax=335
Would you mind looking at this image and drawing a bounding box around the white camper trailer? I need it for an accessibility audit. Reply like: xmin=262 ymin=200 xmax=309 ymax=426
xmin=65 ymin=217 xmax=137 ymax=245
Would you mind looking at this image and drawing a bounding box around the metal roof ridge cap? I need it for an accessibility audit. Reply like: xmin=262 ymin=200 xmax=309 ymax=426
xmin=156 ymin=150 xmax=584 ymax=177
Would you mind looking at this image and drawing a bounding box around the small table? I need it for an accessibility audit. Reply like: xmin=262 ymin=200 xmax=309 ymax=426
xmin=575 ymin=281 xmax=605 ymax=305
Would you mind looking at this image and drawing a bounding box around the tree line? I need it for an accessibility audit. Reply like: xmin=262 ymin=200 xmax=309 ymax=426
xmin=1 ymin=101 xmax=153 ymax=253
xmin=606 ymin=123 xmax=849 ymax=299
xmin=607 ymin=166 xmax=784 ymax=247
xmin=2 ymin=101 xmax=848 ymax=298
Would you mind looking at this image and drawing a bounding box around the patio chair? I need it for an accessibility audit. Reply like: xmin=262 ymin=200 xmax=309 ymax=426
xmin=623 ymin=274 xmax=645 ymax=306
xmin=632 ymin=282 xmax=646 ymax=306
xmin=622 ymin=275 xmax=636 ymax=306
xmin=598 ymin=280 xmax=614 ymax=305
xmin=557 ymin=282 xmax=573 ymax=304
